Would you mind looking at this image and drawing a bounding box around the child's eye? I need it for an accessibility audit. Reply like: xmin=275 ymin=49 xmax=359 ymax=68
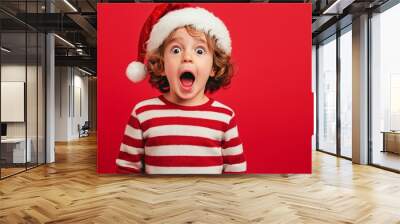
xmin=171 ymin=47 xmax=181 ymax=54
xmin=195 ymin=47 xmax=206 ymax=55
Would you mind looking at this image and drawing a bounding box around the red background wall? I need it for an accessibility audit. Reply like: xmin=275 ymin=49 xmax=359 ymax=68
xmin=97 ymin=3 xmax=313 ymax=174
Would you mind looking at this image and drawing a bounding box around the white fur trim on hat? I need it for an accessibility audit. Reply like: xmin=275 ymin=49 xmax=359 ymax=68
xmin=147 ymin=7 xmax=231 ymax=55
xmin=126 ymin=61 xmax=147 ymax=83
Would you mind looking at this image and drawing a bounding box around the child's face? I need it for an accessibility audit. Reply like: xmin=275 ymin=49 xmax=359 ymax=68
xmin=162 ymin=27 xmax=215 ymax=101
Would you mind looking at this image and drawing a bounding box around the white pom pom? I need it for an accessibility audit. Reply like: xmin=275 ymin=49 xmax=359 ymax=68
xmin=126 ymin=61 xmax=147 ymax=83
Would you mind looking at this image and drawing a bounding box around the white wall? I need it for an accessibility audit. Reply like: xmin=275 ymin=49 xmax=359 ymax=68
xmin=1 ymin=65 xmax=39 ymax=137
xmin=88 ymin=78 xmax=97 ymax=131
xmin=55 ymin=66 xmax=70 ymax=141
xmin=55 ymin=67 xmax=89 ymax=141
xmin=71 ymin=72 xmax=89 ymax=138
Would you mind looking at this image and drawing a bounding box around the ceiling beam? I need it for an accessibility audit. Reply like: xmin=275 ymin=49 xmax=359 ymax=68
xmin=55 ymin=55 xmax=96 ymax=70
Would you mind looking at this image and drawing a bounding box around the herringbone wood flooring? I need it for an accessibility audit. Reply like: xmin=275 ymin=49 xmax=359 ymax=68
xmin=1 ymin=134 xmax=400 ymax=223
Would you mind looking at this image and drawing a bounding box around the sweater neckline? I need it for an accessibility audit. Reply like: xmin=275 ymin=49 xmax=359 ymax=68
xmin=159 ymin=95 xmax=214 ymax=110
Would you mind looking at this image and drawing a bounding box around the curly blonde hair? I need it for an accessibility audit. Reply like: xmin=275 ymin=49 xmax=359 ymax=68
xmin=145 ymin=25 xmax=234 ymax=93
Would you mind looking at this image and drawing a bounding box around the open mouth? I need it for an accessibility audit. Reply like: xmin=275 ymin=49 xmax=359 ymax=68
xmin=179 ymin=71 xmax=195 ymax=88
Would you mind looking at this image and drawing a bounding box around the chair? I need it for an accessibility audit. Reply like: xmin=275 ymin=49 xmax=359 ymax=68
xmin=79 ymin=121 xmax=90 ymax=138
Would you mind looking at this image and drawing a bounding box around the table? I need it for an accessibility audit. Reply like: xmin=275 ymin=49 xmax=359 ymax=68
xmin=381 ymin=131 xmax=400 ymax=154
xmin=1 ymin=138 xmax=32 ymax=163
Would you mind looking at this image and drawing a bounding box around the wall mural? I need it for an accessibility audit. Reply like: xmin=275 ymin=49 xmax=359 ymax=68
xmin=98 ymin=3 xmax=313 ymax=174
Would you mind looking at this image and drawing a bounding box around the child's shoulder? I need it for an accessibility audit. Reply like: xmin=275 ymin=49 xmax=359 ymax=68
xmin=132 ymin=96 xmax=164 ymax=111
xmin=210 ymin=99 xmax=235 ymax=117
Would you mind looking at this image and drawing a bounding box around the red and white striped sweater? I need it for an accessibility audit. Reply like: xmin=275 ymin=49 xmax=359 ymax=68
xmin=116 ymin=95 xmax=246 ymax=174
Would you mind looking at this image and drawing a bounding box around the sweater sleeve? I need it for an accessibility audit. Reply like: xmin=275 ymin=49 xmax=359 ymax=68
xmin=116 ymin=109 xmax=144 ymax=173
xmin=222 ymin=114 xmax=246 ymax=173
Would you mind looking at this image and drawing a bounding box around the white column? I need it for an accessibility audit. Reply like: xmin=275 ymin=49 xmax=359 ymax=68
xmin=46 ymin=33 xmax=55 ymax=163
xmin=352 ymin=14 xmax=369 ymax=164
xmin=45 ymin=0 xmax=55 ymax=163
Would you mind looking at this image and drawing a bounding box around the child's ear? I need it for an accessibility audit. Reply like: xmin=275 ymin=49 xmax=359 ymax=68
xmin=160 ymin=69 xmax=166 ymax=76
xmin=210 ymin=69 xmax=216 ymax=77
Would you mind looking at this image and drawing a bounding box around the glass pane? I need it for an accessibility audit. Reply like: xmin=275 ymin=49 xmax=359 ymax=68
xmin=1 ymin=1 xmax=46 ymax=178
xmin=27 ymin=31 xmax=38 ymax=169
xmin=1 ymin=30 xmax=27 ymax=177
xmin=38 ymin=32 xmax=45 ymax=165
xmin=371 ymin=4 xmax=400 ymax=171
xmin=312 ymin=46 xmax=317 ymax=151
xmin=340 ymin=29 xmax=352 ymax=158
xmin=318 ymin=36 xmax=337 ymax=154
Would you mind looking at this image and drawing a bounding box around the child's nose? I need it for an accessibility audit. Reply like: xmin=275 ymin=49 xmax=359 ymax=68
xmin=182 ymin=50 xmax=193 ymax=63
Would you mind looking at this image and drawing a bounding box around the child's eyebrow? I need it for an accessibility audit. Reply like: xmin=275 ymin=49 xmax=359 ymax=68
xmin=168 ymin=37 xmax=184 ymax=44
xmin=194 ymin=37 xmax=207 ymax=45
xmin=166 ymin=36 xmax=208 ymax=46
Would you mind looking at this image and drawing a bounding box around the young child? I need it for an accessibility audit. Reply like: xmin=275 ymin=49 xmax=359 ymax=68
xmin=116 ymin=3 xmax=246 ymax=174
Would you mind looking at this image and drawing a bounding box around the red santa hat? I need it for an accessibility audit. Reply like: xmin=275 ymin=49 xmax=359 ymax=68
xmin=126 ymin=3 xmax=232 ymax=83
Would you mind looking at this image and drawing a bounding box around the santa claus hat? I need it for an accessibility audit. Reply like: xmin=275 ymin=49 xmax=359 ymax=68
xmin=126 ymin=3 xmax=232 ymax=83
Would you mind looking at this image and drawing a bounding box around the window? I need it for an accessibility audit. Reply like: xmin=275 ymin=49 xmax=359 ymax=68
xmin=339 ymin=27 xmax=352 ymax=158
xmin=317 ymin=35 xmax=337 ymax=154
xmin=0 ymin=1 xmax=46 ymax=179
xmin=371 ymin=2 xmax=400 ymax=171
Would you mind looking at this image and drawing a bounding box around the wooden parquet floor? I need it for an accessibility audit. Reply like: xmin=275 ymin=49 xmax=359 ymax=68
xmin=1 ymin=134 xmax=400 ymax=224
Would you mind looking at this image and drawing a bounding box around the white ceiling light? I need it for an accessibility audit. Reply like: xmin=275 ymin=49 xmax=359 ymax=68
xmin=54 ymin=34 xmax=75 ymax=48
xmin=76 ymin=48 xmax=85 ymax=55
xmin=1 ymin=47 xmax=11 ymax=53
xmin=63 ymin=0 xmax=78 ymax=12
xmin=323 ymin=0 xmax=355 ymax=15
xmin=78 ymin=67 xmax=93 ymax=76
